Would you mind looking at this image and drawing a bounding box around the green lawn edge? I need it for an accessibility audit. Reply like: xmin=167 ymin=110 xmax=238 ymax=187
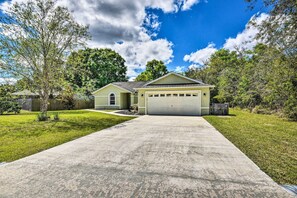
xmin=0 ymin=110 xmax=134 ymax=162
xmin=203 ymin=108 xmax=297 ymax=185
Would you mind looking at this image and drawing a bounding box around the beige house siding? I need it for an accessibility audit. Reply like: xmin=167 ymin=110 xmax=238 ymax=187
xmin=151 ymin=74 xmax=194 ymax=84
xmin=137 ymin=90 xmax=146 ymax=114
xmin=137 ymin=87 xmax=210 ymax=115
xmin=131 ymin=93 xmax=138 ymax=106
xmin=93 ymin=84 xmax=130 ymax=109
xmin=92 ymin=73 xmax=213 ymax=114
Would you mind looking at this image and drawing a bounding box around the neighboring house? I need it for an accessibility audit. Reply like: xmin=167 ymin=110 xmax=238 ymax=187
xmin=92 ymin=72 xmax=214 ymax=115
xmin=11 ymin=90 xmax=39 ymax=98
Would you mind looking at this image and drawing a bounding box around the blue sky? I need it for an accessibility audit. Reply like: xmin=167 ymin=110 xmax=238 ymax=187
xmin=0 ymin=0 xmax=267 ymax=81
xmin=151 ymin=0 xmax=264 ymax=70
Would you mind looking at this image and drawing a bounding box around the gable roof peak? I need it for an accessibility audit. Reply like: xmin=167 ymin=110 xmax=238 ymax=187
xmin=145 ymin=72 xmax=204 ymax=86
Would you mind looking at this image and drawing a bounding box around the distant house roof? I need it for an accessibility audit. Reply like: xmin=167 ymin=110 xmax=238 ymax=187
xmin=11 ymin=90 xmax=39 ymax=96
xmin=11 ymin=90 xmax=60 ymax=96
xmin=111 ymin=81 xmax=147 ymax=92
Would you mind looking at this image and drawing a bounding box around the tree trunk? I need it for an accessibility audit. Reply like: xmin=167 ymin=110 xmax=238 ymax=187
xmin=40 ymin=91 xmax=49 ymax=114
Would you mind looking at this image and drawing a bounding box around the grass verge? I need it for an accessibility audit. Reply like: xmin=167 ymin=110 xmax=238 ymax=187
xmin=0 ymin=110 xmax=134 ymax=162
xmin=204 ymin=108 xmax=297 ymax=185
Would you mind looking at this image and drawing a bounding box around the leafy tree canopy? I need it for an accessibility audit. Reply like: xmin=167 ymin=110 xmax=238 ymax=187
xmin=135 ymin=59 xmax=168 ymax=81
xmin=66 ymin=48 xmax=127 ymax=94
xmin=246 ymin=0 xmax=297 ymax=58
xmin=0 ymin=0 xmax=89 ymax=114
xmin=185 ymin=43 xmax=297 ymax=120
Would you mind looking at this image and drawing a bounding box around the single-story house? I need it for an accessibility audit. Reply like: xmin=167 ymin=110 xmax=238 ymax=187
xmin=92 ymin=72 xmax=214 ymax=115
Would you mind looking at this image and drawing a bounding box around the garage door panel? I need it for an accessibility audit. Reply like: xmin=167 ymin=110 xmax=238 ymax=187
xmin=147 ymin=92 xmax=201 ymax=116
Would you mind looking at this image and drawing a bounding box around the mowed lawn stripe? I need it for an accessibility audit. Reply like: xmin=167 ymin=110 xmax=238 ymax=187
xmin=0 ymin=110 xmax=134 ymax=162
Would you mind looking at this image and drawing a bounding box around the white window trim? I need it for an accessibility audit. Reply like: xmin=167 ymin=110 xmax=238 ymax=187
xmin=108 ymin=92 xmax=116 ymax=106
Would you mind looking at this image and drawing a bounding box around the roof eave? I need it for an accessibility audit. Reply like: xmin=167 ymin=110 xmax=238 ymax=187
xmin=134 ymin=85 xmax=215 ymax=90
xmin=92 ymin=83 xmax=132 ymax=95
xmin=144 ymin=72 xmax=204 ymax=86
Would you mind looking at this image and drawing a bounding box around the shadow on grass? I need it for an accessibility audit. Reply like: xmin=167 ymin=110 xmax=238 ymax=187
xmin=204 ymin=114 xmax=236 ymax=117
xmin=54 ymin=117 xmax=130 ymax=132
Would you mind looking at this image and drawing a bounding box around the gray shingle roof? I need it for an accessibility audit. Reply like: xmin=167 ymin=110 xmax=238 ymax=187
xmin=11 ymin=90 xmax=39 ymax=96
xmin=112 ymin=81 xmax=147 ymax=92
xmin=111 ymin=81 xmax=213 ymax=92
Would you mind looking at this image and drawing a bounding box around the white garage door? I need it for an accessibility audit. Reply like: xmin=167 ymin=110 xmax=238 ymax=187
xmin=147 ymin=91 xmax=201 ymax=115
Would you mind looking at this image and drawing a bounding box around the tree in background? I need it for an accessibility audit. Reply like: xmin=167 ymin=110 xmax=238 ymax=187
xmin=0 ymin=0 xmax=89 ymax=115
xmin=185 ymin=43 xmax=297 ymax=120
xmin=186 ymin=49 xmax=245 ymax=105
xmin=185 ymin=67 xmax=208 ymax=83
xmin=0 ymin=84 xmax=17 ymax=99
xmin=66 ymin=48 xmax=127 ymax=95
xmin=246 ymin=0 xmax=297 ymax=119
xmin=246 ymin=0 xmax=296 ymax=56
xmin=135 ymin=60 xmax=168 ymax=81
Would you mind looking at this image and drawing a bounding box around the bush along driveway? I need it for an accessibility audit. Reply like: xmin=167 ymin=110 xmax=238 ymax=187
xmin=204 ymin=108 xmax=297 ymax=185
xmin=0 ymin=110 xmax=134 ymax=162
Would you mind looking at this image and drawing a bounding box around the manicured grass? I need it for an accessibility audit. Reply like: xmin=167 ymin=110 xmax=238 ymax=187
xmin=0 ymin=110 xmax=134 ymax=162
xmin=100 ymin=109 xmax=117 ymax=112
xmin=204 ymin=108 xmax=297 ymax=185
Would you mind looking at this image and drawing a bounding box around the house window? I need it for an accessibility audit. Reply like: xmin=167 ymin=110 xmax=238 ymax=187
xmin=154 ymin=94 xmax=159 ymax=97
xmin=160 ymin=94 xmax=165 ymax=97
xmin=192 ymin=93 xmax=198 ymax=97
xmin=173 ymin=94 xmax=178 ymax=97
xmin=179 ymin=93 xmax=185 ymax=97
xmin=148 ymin=94 xmax=153 ymax=97
xmin=109 ymin=93 xmax=115 ymax=105
xmin=186 ymin=93 xmax=191 ymax=97
xmin=166 ymin=94 xmax=171 ymax=97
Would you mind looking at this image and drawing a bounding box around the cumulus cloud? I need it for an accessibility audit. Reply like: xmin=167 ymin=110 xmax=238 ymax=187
xmin=113 ymin=38 xmax=174 ymax=76
xmin=183 ymin=13 xmax=269 ymax=68
xmin=183 ymin=43 xmax=217 ymax=65
xmin=223 ymin=13 xmax=269 ymax=51
xmin=181 ymin=0 xmax=200 ymax=11
xmin=0 ymin=0 xmax=201 ymax=78
xmin=174 ymin=66 xmax=185 ymax=73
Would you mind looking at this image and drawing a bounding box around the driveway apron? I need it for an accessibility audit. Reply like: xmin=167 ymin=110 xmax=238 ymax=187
xmin=0 ymin=116 xmax=294 ymax=197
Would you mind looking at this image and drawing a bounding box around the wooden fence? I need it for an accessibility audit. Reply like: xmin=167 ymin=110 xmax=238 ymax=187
xmin=18 ymin=99 xmax=94 ymax=111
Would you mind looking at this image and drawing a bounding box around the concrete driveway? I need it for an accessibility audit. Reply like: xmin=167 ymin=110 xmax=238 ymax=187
xmin=0 ymin=116 xmax=293 ymax=197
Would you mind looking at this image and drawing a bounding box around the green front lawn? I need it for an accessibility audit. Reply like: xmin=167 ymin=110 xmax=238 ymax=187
xmin=204 ymin=109 xmax=297 ymax=185
xmin=0 ymin=110 xmax=134 ymax=162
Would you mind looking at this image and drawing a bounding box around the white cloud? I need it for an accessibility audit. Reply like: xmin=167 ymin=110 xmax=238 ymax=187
xmin=0 ymin=0 xmax=201 ymax=78
xmin=183 ymin=13 xmax=269 ymax=68
xmin=113 ymin=38 xmax=173 ymax=76
xmin=223 ymin=13 xmax=269 ymax=51
xmin=181 ymin=0 xmax=200 ymax=11
xmin=174 ymin=66 xmax=185 ymax=73
xmin=183 ymin=43 xmax=217 ymax=65
xmin=188 ymin=64 xmax=200 ymax=69
xmin=0 ymin=77 xmax=17 ymax=84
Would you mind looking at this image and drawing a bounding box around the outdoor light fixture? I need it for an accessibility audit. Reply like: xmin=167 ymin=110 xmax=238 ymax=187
xmin=203 ymin=93 xmax=206 ymax=96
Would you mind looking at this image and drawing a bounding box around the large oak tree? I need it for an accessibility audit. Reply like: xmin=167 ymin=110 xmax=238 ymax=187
xmin=66 ymin=48 xmax=127 ymax=95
